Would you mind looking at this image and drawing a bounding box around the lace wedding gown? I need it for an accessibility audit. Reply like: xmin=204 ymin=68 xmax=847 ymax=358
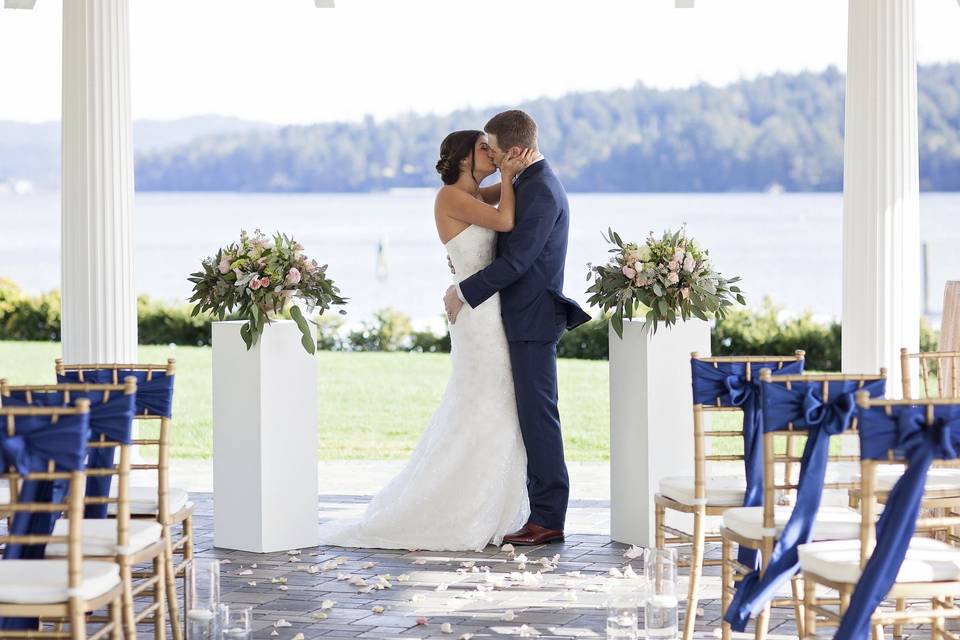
xmin=317 ymin=224 xmax=529 ymax=551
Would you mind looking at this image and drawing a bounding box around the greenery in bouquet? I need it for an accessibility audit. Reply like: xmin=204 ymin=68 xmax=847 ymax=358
xmin=586 ymin=226 xmax=745 ymax=339
xmin=189 ymin=229 xmax=347 ymax=354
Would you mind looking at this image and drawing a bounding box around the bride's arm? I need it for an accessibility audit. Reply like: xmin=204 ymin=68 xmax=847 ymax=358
xmin=479 ymin=183 xmax=502 ymax=205
xmin=436 ymin=149 xmax=534 ymax=233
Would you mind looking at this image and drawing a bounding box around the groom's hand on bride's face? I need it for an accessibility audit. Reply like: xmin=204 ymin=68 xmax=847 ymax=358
xmin=444 ymin=285 xmax=464 ymax=324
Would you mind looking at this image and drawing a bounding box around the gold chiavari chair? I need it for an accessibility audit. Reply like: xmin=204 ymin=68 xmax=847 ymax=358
xmin=799 ymin=395 xmax=960 ymax=639
xmin=55 ymin=359 xmax=191 ymax=640
xmin=655 ymin=351 xmax=805 ymax=640
xmin=0 ymin=401 xmax=124 ymax=640
xmin=902 ymin=348 xmax=960 ymax=401
xmin=720 ymin=369 xmax=886 ymax=640
xmin=1 ymin=379 xmax=168 ymax=639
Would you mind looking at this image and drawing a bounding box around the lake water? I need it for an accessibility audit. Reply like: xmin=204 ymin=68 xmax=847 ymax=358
xmin=1 ymin=191 xmax=957 ymax=325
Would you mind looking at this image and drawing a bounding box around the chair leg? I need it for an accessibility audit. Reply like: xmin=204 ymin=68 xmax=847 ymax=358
xmin=681 ymin=509 xmax=705 ymax=640
xmin=655 ymin=503 xmax=666 ymax=549
xmin=754 ymin=604 xmax=771 ymax=640
xmin=872 ymin=621 xmax=885 ymax=640
xmin=110 ymin=596 xmax=123 ymax=640
xmin=720 ymin=534 xmax=733 ymax=640
xmin=121 ymin=558 xmax=137 ymax=640
xmin=154 ymin=553 xmax=168 ymax=640
xmin=69 ymin=597 xmax=87 ymax=640
xmin=791 ymin=574 xmax=806 ymax=639
xmin=892 ymin=598 xmax=905 ymax=638
xmin=804 ymin=577 xmax=817 ymax=640
xmin=164 ymin=526 xmax=184 ymax=640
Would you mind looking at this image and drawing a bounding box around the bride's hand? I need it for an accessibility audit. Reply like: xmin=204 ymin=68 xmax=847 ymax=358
xmin=500 ymin=148 xmax=536 ymax=180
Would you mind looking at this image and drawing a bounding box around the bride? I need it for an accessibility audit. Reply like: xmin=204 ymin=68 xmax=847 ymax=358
xmin=316 ymin=130 xmax=535 ymax=551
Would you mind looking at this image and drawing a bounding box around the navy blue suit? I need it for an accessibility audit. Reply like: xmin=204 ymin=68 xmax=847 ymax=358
xmin=460 ymin=159 xmax=590 ymax=530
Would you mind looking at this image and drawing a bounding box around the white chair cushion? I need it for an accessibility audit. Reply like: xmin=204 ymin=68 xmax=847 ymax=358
xmin=799 ymin=537 xmax=960 ymax=584
xmin=106 ymin=485 xmax=189 ymax=516
xmin=723 ymin=505 xmax=861 ymax=541
xmin=0 ymin=560 xmax=120 ymax=604
xmin=856 ymin=466 xmax=960 ymax=494
xmin=659 ymin=475 xmax=746 ymax=506
xmin=46 ymin=519 xmax=163 ymax=557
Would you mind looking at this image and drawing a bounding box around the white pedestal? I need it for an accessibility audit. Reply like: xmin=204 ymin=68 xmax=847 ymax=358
xmin=213 ymin=320 xmax=319 ymax=552
xmin=609 ymin=319 xmax=711 ymax=547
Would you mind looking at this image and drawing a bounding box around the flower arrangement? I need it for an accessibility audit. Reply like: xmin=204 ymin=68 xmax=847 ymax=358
xmin=586 ymin=226 xmax=745 ymax=338
xmin=189 ymin=229 xmax=346 ymax=354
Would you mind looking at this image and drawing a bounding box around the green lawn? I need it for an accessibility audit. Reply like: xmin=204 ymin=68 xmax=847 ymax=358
xmin=0 ymin=341 xmax=611 ymax=461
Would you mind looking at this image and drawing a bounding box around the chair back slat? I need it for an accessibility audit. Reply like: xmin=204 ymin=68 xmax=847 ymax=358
xmin=901 ymin=348 xmax=960 ymax=399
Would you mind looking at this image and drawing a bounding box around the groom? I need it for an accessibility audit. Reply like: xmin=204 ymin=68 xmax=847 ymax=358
xmin=444 ymin=109 xmax=590 ymax=545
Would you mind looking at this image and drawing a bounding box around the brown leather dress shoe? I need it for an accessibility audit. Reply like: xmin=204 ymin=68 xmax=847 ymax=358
xmin=502 ymin=521 xmax=564 ymax=546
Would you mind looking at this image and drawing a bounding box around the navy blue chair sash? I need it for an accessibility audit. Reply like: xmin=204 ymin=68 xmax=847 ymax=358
xmin=4 ymin=389 xmax=135 ymax=518
xmin=0 ymin=409 xmax=89 ymax=631
xmin=724 ymin=377 xmax=886 ymax=631
xmin=58 ymin=369 xmax=174 ymax=418
xmin=691 ymin=357 xmax=805 ymax=570
xmin=835 ymin=403 xmax=960 ymax=640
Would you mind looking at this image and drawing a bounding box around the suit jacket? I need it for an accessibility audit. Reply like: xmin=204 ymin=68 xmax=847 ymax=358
xmin=460 ymin=159 xmax=591 ymax=342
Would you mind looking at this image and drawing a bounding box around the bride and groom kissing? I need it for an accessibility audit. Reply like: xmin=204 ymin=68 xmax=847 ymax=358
xmin=317 ymin=109 xmax=590 ymax=551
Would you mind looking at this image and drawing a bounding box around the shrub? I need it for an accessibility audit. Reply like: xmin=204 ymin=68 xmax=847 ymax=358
xmin=346 ymin=308 xmax=414 ymax=352
xmin=137 ymin=295 xmax=211 ymax=346
xmin=557 ymin=315 xmax=609 ymax=360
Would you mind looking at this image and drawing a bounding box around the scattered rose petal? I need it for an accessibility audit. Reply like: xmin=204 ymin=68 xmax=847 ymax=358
xmin=413 ymin=559 xmax=427 ymax=565
xmin=416 ymin=617 xmax=428 ymax=626
xmin=220 ymin=559 xmax=232 ymax=565
xmin=476 ymin=584 xmax=494 ymax=593
xmin=563 ymin=590 xmax=578 ymax=601
xmin=372 ymin=605 xmax=385 ymax=614
xmin=460 ymin=561 xmax=475 ymax=569
xmin=518 ymin=624 xmax=539 ymax=637
xmin=376 ymin=576 xmax=392 ymax=589
xmin=459 ymin=634 xmax=474 ymax=640
xmin=287 ymin=550 xmax=300 ymax=555
xmin=624 ymin=565 xmax=638 ymax=579
xmin=440 ymin=623 xmax=453 ymax=634
xmin=270 ymin=631 xmax=278 ymax=637
xmin=306 ymin=565 xmax=319 ymax=574
xmin=501 ymin=544 xmax=515 ymax=553
xmin=310 ymin=612 xmax=328 ymax=621
xmin=237 ymin=569 xmax=253 ymax=576
xmin=292 ymin=634 xmax=304 ymax=640
xmin=361 ymin=562 xmax=376 ymax=569
xmin=278 ymin=585 xmax=288 ymax=591
xmin=321 ymin=599 xmax=335 ymax=610
xmin=696 ymin=607 xmax=704 ymax=617
xmin=435 ymin=583 xmax=448 ymax=592
xmin=274 ymin=620 xmax=292 ymax=628
xmin=609 ymin=567 xmax=624 ymax=578
xmin=515 ymin=553 xmax=528 ymax=564
xmin=271 ymin=577 xmax=288 ymax=584
xmin=247 ymin=581 xmax=257 ymax=587
xmin=336 ymin=573 xmax=349 ymax=581
xmin=565 ymin=571 xmax=582 ymax=578
xmin=397 ymin=574 xmax=411 ymax=582
xmin=501 ymin=610 xmax=516 ymax=622
xmin=348 ymin=577 xmax=368 ymax=587
xmin=411 ymin=594 xmax=425 ymax=603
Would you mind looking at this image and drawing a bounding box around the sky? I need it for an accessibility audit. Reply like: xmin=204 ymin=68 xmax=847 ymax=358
xmin=1 ymin=0 xmax=959 ymax=125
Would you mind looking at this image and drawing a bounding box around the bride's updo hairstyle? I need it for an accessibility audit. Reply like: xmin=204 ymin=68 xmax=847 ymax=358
xmin=436 ymin=130 xmax=483 ymax=186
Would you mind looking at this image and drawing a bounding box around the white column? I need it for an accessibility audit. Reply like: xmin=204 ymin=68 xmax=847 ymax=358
xmin=842 ymin=0 xmax=920 ymax=395
xmin=61 ymin=0 xmax=137 ymax=364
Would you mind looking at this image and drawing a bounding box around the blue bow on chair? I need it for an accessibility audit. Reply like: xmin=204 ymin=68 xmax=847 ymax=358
xmin=835 ymin=404 xmax=960 ymax=640
xmin=0 ymin=410 xmax=89 ymax=631
xmin=724 ymin=377 xmax=886 ymax=631
xmin=5 ymin=389 xmax=135 ymax=518
xmin=58 ymin=369 xmax=174 ymax=418
xmin=691 ymin=358 xmax=805 ymax=569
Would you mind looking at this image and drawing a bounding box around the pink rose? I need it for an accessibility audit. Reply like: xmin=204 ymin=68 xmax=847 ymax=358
xmin=667 ymin=271 xmax=680 ymax=285
xmin=249 ymin=278 xmax=262 ymax=290
xmin=285 ymin=267 xmax=302 ymax=285
xmin=218 ymin=256 xmax=231 ymax=274
xmin=667 ymin=261 xmax=679 ymax=271
xmin=259 ymin=276 xmax=270 ymax=288
xmin=622 ymin=265 xmax=637 ymax=279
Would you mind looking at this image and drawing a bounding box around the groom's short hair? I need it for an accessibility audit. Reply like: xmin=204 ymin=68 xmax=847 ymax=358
xmin=485 ymin=110 xmax=537 ymax=151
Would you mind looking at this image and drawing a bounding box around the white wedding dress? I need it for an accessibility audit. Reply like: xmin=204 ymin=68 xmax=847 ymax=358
xmin=317 ymin=224 xmax=529 ymax=551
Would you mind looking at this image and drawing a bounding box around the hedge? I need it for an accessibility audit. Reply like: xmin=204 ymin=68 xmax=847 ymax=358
xmin=0 ymin=279 xmax=940 ymax=369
